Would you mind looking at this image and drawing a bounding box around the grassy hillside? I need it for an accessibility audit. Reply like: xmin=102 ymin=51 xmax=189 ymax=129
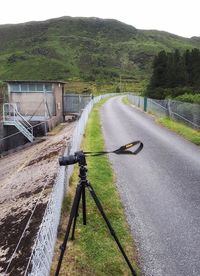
xmin=0 ymin=16 xmax=200 ymax=93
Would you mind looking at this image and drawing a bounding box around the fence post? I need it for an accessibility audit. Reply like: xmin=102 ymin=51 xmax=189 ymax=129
xmin=167 ymin=99 xmax=172 ymax=117
xmin=144 ymin=96 xmax=147 ymax=112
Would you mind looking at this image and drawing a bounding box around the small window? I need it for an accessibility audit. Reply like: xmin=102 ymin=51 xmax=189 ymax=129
xmin=36 ymin=84 xmax=44 ymax=92
xmin=10 ymin=84 xmax=20 ymax=92
xmin=45 ymin=84 xmax=52 ymax=92
xmin=29 ymin=84 xmax=36 ymax=92
xmin=21 ymin=84 xmax=28 ymax=92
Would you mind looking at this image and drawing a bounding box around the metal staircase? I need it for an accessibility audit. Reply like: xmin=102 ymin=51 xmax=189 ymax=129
xmin=3 ymin=103 xmax=34 ymax=142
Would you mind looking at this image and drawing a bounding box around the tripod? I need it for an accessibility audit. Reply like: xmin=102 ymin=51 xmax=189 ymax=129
xmin=55 ymin=141 xmax=143 ymax=276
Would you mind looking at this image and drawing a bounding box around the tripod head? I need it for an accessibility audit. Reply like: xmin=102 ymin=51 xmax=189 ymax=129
xmin=59 ymin=140 xmax=143 ymax=167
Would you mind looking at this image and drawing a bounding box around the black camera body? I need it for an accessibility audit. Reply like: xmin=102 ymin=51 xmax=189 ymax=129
xmin=59 ymin=151 xmax=86 ymax=166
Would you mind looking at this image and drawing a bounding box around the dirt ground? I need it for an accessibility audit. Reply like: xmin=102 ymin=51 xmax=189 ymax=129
xmin=0 ymin=121 xmax=76 ymax=275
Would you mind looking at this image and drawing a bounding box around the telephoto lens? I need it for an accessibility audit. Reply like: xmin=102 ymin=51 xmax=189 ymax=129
xmin=59 ymin=155 xmax=77 ymax=166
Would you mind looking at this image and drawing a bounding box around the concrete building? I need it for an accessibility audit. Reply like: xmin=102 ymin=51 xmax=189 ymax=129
xmin=1 ymin=80 xmax=65 ymax=152
xmin=7 ymin=80 xmax=65 ymax=128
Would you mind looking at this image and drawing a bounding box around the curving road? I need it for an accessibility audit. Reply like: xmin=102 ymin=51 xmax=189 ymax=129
xmin=100 ymin=96 xmax=200 ymax=276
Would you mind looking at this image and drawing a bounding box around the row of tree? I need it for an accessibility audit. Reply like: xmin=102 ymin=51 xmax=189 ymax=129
xmin=146 ymin=48 xmax=200 ymax=99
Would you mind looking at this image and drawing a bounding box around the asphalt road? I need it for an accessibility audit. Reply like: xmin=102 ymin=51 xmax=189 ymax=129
xmin=100 ymin=96 xmax=200 ymax=276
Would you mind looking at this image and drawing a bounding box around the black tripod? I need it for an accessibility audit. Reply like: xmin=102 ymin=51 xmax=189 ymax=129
xmin=55 ymin=141 xmax=143 ymax=276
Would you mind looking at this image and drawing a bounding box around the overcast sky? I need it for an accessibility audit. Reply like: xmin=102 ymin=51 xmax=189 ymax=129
xmin=0 ymin=0 xmax=199 ymax=38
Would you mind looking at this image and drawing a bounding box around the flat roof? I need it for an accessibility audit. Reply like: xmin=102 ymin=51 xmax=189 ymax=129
xmin=6 ymin=80 xmax=66 ymax=84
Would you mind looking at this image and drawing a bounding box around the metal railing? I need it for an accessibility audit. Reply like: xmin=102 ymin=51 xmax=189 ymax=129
xmin=128 ymin=94 xmax=200 ymax=129
xmin=3 ymin=103 xmax=34 ymax=142
xmin=63 ymin=94 xmax=92 ymax=114
xmin=26 ymin=94 xmax=116 ymax=276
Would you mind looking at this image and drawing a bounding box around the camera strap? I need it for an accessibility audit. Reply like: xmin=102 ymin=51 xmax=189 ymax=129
xmin=84 ymin=140 xmax=143 ymax=156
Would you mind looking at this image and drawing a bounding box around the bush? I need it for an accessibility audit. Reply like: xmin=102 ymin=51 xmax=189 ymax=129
xmin=145 ymin=86 xmax=199 ymax=100
xmin=175 ymin=93 xmax=200 ymax=104
xmin=145 ymin=87 xmax=171 ymax=99
xmin=116 ymin=86 xmax=120 ymax=93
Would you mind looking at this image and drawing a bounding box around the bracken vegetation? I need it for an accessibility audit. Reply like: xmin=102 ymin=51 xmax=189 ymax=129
xmin=0 ymin=17 xmax=200 ymax=93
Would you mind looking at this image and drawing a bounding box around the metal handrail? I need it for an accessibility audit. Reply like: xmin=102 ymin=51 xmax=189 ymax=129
xmin=3 ymin=103 xmax=33 ymax=137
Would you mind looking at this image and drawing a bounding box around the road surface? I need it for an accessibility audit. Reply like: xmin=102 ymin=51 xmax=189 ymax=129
xmin=100 ymin=96 xmax=200 ymax=276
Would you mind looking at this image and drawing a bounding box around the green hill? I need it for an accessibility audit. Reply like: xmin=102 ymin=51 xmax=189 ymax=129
xmin=0 ymin=16 xmax=200 ymax=92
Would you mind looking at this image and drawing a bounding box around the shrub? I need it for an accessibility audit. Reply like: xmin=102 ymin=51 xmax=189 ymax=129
xmin=175 ymin=93 xmax=200 ymax=104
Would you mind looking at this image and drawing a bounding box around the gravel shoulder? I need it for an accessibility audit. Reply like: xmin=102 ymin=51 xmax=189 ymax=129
xmin=0 ymin=122 xmax=75 ymax=275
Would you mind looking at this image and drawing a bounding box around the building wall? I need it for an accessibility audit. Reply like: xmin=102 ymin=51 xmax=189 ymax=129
xmin=54 ymin=83 xmax=64 ymax=122
xmin=8 ymin=82 xmax=64 ymax=129
xmin=0 ymin=81 xmax=65 ymax=153
xmin=9 ymin=92 xmax=56 ymax=117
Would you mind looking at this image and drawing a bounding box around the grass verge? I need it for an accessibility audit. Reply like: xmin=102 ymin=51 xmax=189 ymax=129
xmin=122 ymin=95 xmax=130 ymax=105
xmin=51 ymin=99 xmax=141 ymax=275
xmin=157 ymin=117 xmax=200 ymax=146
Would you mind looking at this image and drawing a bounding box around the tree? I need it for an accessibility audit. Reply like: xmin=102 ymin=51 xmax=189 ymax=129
xmin=150 ymin=50 xmax=168 ymax=88
xmin=189 ymin=48 xmax=200 ymax=87
xmin=146 ymin=48 xmax=200 ymax=99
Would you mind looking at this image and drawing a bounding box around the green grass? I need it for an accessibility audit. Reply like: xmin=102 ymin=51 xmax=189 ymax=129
xmin=1 ymin=17 xmax=200 ymax=88
xmin=122 ymin=95 xmax=131 ymax=105
xmin=157 ymin=117 xmax=200 ymax=145
xmin=51 ymin=99 xmax=141 ymax=275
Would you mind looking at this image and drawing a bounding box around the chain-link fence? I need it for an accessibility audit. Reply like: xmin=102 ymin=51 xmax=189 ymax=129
xmin=63 ymin=94 xmax=92 ymax=114
xmin=128 ymin=94 xmax=200 ymax=129
xmin=26 ymin=94 xmax=115 ymax=276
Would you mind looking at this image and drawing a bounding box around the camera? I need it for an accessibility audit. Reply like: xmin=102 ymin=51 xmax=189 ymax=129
xmin=59 ymin=151 xmax=86 ymax=166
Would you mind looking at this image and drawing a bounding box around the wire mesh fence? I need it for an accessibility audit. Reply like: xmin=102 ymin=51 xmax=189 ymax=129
xmin=147 ymin=98 xmax=169 ymax=118
xmin=166 ymin=100 xmax=200 ymax=129
xmin=63 ymin=94 xmax=92 ymax=114
xmin=127 ymin=94 xmax=145 ymax=109
xmin=128 ymin=94 xmax=200 ymax=129
xmin=26 ymin=94 xmax=115 ymax=276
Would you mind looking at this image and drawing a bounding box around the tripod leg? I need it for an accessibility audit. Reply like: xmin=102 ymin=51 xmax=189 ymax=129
xmin=71 ymin=182 xmax=83 ymax=240
xmin=55 ymin=183 xmax=83 ymax=276
xmin=71 ymin=182 xmax=87 ymax=240
xmin=86 ymin=182 xmax=137 ymax=276
xmin=82 ymin=184 xmax=87 ymax=225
